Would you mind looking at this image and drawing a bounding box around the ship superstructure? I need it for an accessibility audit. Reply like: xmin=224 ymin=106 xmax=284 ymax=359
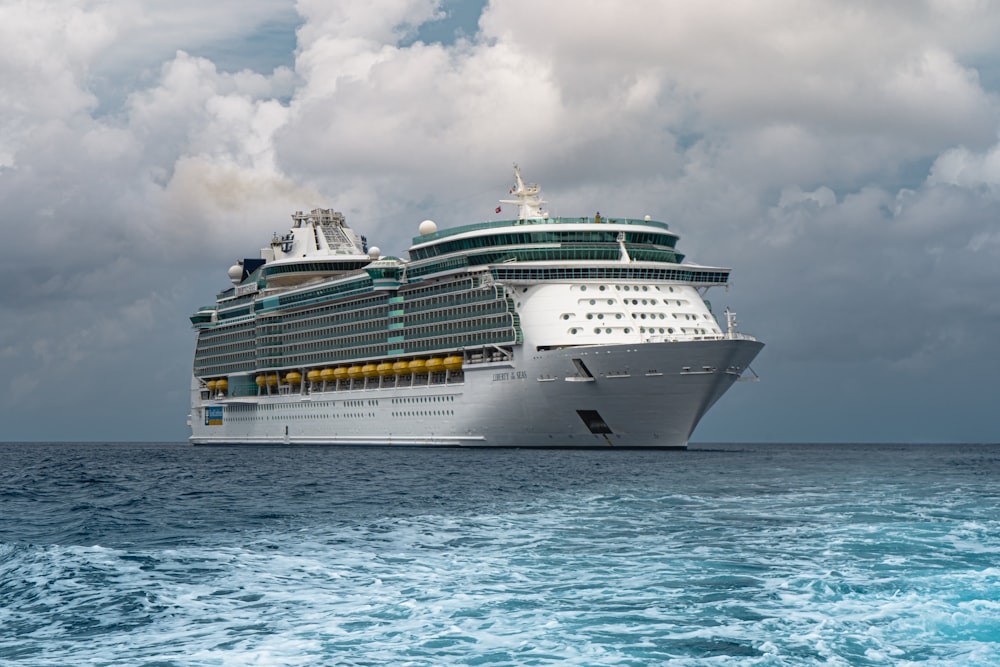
xmin=189 ymin=166 xmax=762 ymax=447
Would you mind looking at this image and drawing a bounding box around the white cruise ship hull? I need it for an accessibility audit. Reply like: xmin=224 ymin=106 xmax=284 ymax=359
xmin=190 ymin=338 xmax=762 ymax=448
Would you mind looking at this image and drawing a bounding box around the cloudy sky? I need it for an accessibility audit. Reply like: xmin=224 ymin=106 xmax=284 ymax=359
xmin=2 ymin=0 xmax=999 ymax=443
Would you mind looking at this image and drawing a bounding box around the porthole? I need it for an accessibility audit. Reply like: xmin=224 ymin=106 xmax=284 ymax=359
xmin=581 ymin=285 xmax=587 ymax=291
xmin=599 ymin=285 xmax=606 ymax=291
xmin=607 ymin=299 xmax=614 ymax=305
xmin=605 ymin=328 xmax=612 ymax=334
xmin=570 ymin=328 xmax=578 ymax=334
xmin=590 ymin=299 xmax=596 ymax=305
xmin=624 ymin=328 xmax=631 ymax=333
xmin=616 ymin=313 xmax=622 ymax=319
xmin=594 ymin=328 xmax=601 ymax=334
xmin=598 ymin=314 xmax=604 ymax=320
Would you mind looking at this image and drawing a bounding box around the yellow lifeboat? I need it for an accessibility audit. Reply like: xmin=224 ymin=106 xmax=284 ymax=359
xmin=307 ymin=369 xmax=322 ymax=383
xmin=266 ymin=374 xmax=279 ymax=386
xmin=333 ymin=367 xmax=349 ymax=381
xmin=392 ymin=361 xmax=409 ymax=375
xmin=216 ymin=379 xmax=228 ymax=391
xmin=320 ymin=368 xmax=337 ymax=383
xmin=285 ymin=371 xmax=302 ymax=385
xmin=362 ymin=363 xmax=378 ymax=378
xmin=347 ymin=365 xmax=364 ymax=379
xmin=376 ymin=362 xmax=393 ymax=377
xmin=425 ymin=358 xmax=444 ymax=373
xmin=206 ymin=380 xmax=217 ymax=391
xmin=255 ymin=376 xmax=266 ymax=387
xmin=409 ymin=359 xmax=427 ymax=375
xmin=444 ymin=355 xmax=463 ymax=371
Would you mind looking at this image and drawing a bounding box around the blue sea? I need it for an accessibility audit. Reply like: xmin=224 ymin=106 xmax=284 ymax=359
xmin=1 ymin=442 xmax=998 ymax=666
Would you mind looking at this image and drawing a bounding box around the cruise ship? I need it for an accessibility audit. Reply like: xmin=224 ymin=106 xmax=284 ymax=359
xmin=188 ymin=166 xmax=762 ymax=447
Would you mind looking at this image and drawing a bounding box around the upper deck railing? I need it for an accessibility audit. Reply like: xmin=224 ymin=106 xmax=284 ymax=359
xmin=411 ymin=216 xmax=672 ymax=245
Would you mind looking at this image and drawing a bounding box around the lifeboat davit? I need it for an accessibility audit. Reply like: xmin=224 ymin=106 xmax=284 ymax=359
xmin=444 ymin=355 xmax=463 ymax=371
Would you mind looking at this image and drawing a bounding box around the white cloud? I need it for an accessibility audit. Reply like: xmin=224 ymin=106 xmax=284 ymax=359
xmin=928 ymin=140 xmax=1000 ymax=190
xmin=2 ymin=0 xmax=1000 ymax=440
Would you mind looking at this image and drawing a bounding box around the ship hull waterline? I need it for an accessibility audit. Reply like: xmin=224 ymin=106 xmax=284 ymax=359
xmin=190 ymin=339 xmax=763 ymax=449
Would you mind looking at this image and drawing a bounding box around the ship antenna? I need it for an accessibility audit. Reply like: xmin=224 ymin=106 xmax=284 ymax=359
xmin=499 ymin=163 xmax=548 ymax=220
xmin=725 ymin=308 xmax=738 ymax=338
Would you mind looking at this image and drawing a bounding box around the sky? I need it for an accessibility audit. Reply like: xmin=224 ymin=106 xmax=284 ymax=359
xmin=2 ymin=0 xmax=999 ymax=443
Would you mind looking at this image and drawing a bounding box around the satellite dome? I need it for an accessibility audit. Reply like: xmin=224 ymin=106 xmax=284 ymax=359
xmin=419 ymin=219 xmax=437 ymax=235
xmin=368 ymin=246 xmax=381 ymax=260
xmin=227 ymin=264 xmax=243 ymax=284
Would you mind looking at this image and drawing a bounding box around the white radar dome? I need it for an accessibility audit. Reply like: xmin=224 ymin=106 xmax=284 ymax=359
xmin=644 ymin=215 xmax=651 ymax=221
xmin=368 ymin=246 xmax=381 ymax=260
xmin=418 ymin=219 xmax=438 ymax=235
xmin=227 ymin=264 xmax=243 ymax=284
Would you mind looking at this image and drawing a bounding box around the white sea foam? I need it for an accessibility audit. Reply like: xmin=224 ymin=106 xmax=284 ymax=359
xmin=4 ymin=500 xmax=1000 ymax=666
xmin=3 ymin=442 xmax=1000 ymax=665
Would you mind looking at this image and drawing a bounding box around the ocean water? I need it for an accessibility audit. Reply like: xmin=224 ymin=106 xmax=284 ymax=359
xmin=1 ymin=443 xmax=998 ymax=666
